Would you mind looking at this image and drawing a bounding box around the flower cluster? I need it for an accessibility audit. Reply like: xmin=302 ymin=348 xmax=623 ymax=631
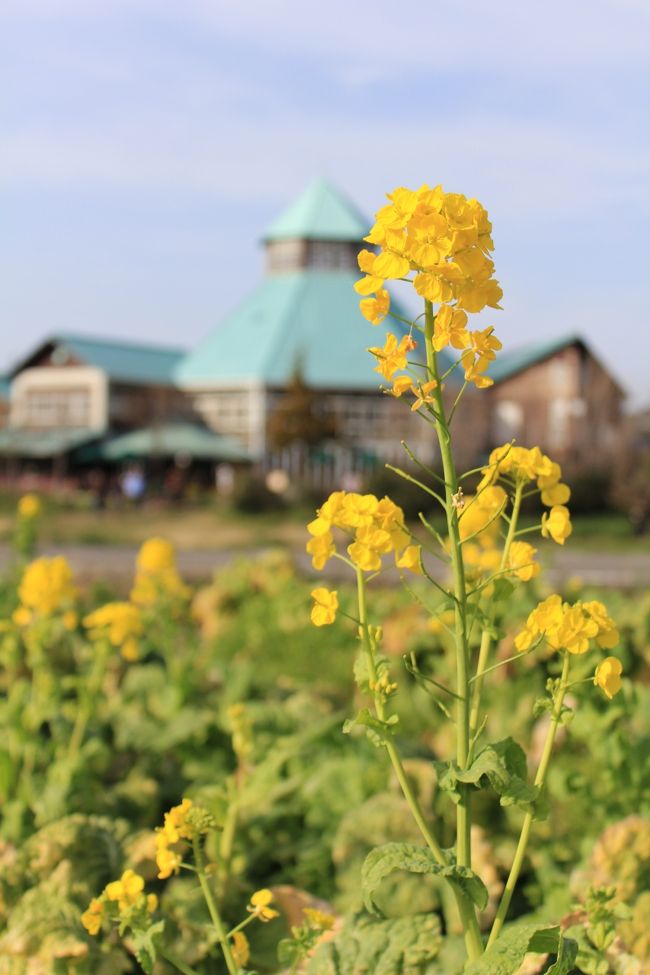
xmin=17 ymin=493 xmax=41 ymax=519
xmin=81 ymin=868 xmax=156 ymax=937
xmin=356 ymin=184 xmax=502 ymax=388
xmin=478 ymin=444 xmax=573 ymax=544
xmin=13 ymin=555 xmax=77 ymax=624
xmin=155 ymin=797 xmax=194 ymax=879
xmin=131 ymin=537 xmax=189 ymax=607
xmin=306 ymin=491 xmax=421 ymax=576
xmin=368 ymin=331 xmax=444 ymax=410
xmin=456 ymin=486 xmax=503 ymax=576
xmin=514 ymin=596 xmax=622 ymax=697
xmin=83 ymin=601 xmax=143 ymax=661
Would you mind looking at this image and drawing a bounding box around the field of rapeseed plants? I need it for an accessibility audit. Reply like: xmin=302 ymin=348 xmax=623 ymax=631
xmin=0 ymin=186 xmax=649 ymax=974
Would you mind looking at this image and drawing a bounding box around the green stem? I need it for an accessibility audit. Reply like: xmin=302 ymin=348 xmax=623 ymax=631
xmin=468 ymin=482 xmax=524 ymax=755
xmin=159 ymin=949 xmax=202 ymax=975
xmin=356 ymin=565 xmax=483 ymax=961
xmin=226 ymin=912 xmax=258 ymax=939
xmin=424 ymin=302 xmax=473 ymax=874
xmin=385 ymin=464 xmax=447 ymax=510
xmin=192 ymin=835 xmax=240 ymax=975
xmin=68 ymin=641 xmax=110 ymax=762
xmin=218 ymin=779 xmax=239 ymax=891
xmin=487 ymin=653 xmax=570 ymax=948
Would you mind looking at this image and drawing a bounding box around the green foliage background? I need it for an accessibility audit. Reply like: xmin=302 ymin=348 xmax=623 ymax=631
xmin=0 ymin=551 xmax=648 ymax=973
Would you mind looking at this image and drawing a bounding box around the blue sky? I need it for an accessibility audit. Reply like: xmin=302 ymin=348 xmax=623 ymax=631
xmin=1 ymin=0 xmax=648 ymax=406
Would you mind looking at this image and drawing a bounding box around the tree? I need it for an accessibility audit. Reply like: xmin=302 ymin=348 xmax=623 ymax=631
xmin=266 ymin=366 xmax=336 ymax=451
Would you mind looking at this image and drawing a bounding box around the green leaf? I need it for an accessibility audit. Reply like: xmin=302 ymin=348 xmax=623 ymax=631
xmin=435 ymin=738 xmax=544 ymax=817
xmin=463 ymin=923 xmax=577 ymax=975
xmin=353 ymin=652 xmax=370 ymax=687
xmin=491 ymin=578 xmax=516 ymax=603
xmin=362 ymin=843 xmax=488 ymax=914
xmin=343 ymin=708 xmax=398 ymax=747
xmin=0 ymin=748 xmax=16 ymax=801
xmin=131 ymin=921 xmax=165 ymax=974
xmin=307 ymin=911 xmax=442 ymax=975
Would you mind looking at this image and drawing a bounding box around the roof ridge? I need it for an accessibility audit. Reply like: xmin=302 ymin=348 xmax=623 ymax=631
xmin=56 ymin=331 xmax=187 ymax=355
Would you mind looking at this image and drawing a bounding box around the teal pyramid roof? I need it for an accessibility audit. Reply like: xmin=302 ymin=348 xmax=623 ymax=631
xmin=263 ymin=179 xmax=369 ymax=242
xmin=176 ymin=271 xmax=449 ymax=390
xmin=12 ymin=333 xmax=185 ymax=385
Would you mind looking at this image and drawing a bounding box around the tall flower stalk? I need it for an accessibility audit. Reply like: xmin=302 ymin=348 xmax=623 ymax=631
xmin=307 ymin=182 xmax=624 ymax=962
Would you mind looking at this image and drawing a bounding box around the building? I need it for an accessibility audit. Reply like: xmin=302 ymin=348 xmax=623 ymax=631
xmin=0 ymin=181 xmax=629 ymax=489
xmin=486 ymin=335 xmax=626 ymax=467
xmin=175 ymin=178 xmax=448 ymax=482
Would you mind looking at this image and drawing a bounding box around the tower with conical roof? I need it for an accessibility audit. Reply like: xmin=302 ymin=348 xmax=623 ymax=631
xmin=175 ymin=179 xmax=436 ymax=479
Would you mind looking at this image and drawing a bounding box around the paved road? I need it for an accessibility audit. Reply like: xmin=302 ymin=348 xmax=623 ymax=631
xmin=1 ymin=543 xmax=649 ymax=589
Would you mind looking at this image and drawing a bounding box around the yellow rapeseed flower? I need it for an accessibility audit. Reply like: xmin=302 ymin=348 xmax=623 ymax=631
xmin=81 ymin=897 xmax=104 ymax=936
xmin=515 ymin=595 xmax=612 ymax=657
xmin=541 ymin=505 xmax=572 ymax=545
xmin=161 ymin=798 xmax=193 ymax=844
xmin=458 ymin=486 xmax=506 ymax=542
xmin=248 ymin=888 xmax=279 ymax=922
xmin=310 ymin=588 xmax=339 ymax=626
xmin=506 ymin=541 xmax=540 ymax=582
xmin=105 ymin=869 xmax=145 ymax=913
xmin=540 ymin=482 xmax=571 ymax=506
xmin=83 ymin=601 xmax=143 ymax=660
xmin=155 ymin=843 xmax=182 ymax=880
xmin=469 ymin=326 xmax=502 ymax=362
xmin=12 ymin=606 xmax=32 ymax=627
xmin=306 ymin=531 xmax=336 ymax=571
xmin=368 ymin=332 xmax=417 ymax=381
xmin=460 ymin=349 xmax=494 ymax=388
xmin=410 ymin=380 xmax=439 ymax=411
xmin=306 ymin=491 xmax=411 ymax=575
xmin=131 ymin=537 xmax=188 ymax=606
xmin=136 ymin=537 xmax=175 ymax=573
xmin=594 ymin=657 xmax=623 ymax=699
xmin=355 ymin=185 xmax=502 ymax=339
xmin=360 ymin=288 xmax=390 ymax=325
xmin=432 ymin=304 xmax=469 ymax=352
xmin=395 ymin=545 xmax=423 ymax=574
xmin=547 ymin=604 xmax=599 ymax=655
xmin=391 ymin=375 xmax=416 ymax=398
xmin=232 ymin=931 xmax=250 ymax=966
xmin=583 ymin=600 xmax=619 ymax=649
xmin=18 ymin=493 xmax=41 ymax=519
xmin=18 ymin=556 xmax=76 ymax=617
xmin=155 ymin=797 xmax=193 ymax=878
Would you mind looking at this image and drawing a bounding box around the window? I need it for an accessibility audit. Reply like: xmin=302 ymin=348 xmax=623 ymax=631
xmin=194 ymin=392 xmax=249 ymax=433
xmin=493 ymin=400 xmax=523 ymax=442
xmin=550 ymin=359 xmax=571 ymax=390
xmin=335 ymin=395 xmax=388 ymax=437
xmin=547 ymin=400 xmax=569 ymax=449
xmin=307 ymin=241 xmax=356 ymax=271
xmin=24 ymin=388 xmax=91 ymax=428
